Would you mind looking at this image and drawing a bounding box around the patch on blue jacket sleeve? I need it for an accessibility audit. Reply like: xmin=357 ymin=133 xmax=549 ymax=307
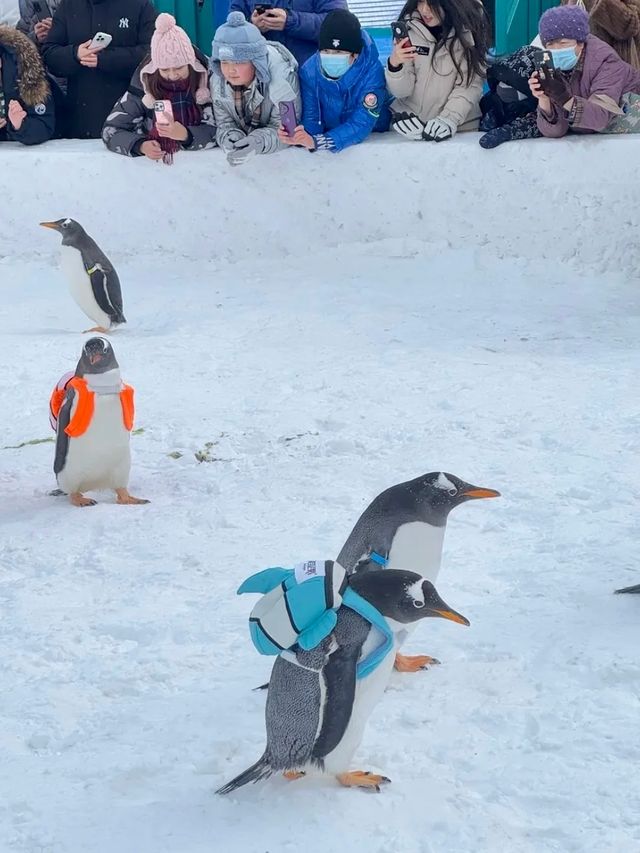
xmin=363 ymin=93 xmax=380 ymax=118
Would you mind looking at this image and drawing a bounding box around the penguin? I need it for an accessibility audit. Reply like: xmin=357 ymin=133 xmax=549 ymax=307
xmin=336 ymin=472 xmax=499 ymax=672
xmin=218 ymin=566 xmax=469 ymax=794
xmin=40 ymin=219 xmax=126 ymax=333
xmin=615 ymin=583 xmax=640 ymax=594
xmin=53 ymin=337 xmax=148 ymax=508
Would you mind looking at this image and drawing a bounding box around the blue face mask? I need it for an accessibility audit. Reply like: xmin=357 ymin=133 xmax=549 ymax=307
xmin=550 ymin=46 xmax=579 ymax=71
xmin=320 ymin=52 xmax=351 ymax=78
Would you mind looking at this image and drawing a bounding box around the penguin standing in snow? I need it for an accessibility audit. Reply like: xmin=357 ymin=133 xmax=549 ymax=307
xmin=40 ymin=219 xmax=126 ymax=333
xmin=218 ymin=564 xmax=469 ymax=794
xmin=52 ymin=337 xmax=148 ymax=507
xmin=337 ymin=472 xmax=499 ymax=672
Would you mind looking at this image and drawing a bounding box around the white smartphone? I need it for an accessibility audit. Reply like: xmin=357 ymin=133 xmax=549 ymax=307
xmin=89 ymin=32 xmax=112 ymax=52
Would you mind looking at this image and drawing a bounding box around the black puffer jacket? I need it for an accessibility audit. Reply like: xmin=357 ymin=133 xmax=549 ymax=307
xmin=0 ymin=25 xmax=55 ymax=144
xmin=42 ymin=0 xmax=156 ymax=138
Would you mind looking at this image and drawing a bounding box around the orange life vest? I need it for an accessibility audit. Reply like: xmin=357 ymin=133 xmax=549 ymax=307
xmin=49 ymin=376 xmax=134 ymax=438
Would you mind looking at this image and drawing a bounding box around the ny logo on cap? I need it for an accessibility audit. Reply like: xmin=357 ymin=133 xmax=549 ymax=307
xmin=332 ymin=38 xmax=340 ymax=47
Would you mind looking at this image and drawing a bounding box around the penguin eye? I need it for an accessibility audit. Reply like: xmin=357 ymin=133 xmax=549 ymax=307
xmin=412 ymin=600 xmax=425 ymax=608
xmin=448 ymin=488 xmax=457 ymax=497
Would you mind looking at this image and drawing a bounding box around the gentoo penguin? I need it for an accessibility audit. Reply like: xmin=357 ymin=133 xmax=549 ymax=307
xmin=40 ymin=219 xmax=126 ymax=333
xmin=337 ymin=472 xmax=499 ymax=672
xmin=218 ymin=565 xmax=468 ymax=794
xmin=53 ymin=337 xmax=148 ymax=507
xmin=615 ymin=583 xmax=640 ymax=594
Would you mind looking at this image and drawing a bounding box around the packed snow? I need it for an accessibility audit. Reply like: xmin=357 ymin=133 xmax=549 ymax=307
xmin=1 ymin=135 xmax=639 ymax=853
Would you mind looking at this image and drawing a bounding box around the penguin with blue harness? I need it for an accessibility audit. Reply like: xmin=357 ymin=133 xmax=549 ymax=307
xmin=217 ymin=558 xmax=468 ymax=794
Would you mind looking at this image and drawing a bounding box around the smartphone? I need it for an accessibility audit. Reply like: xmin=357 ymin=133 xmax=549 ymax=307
xmin=254 ymin=4 xmax=273 ymax=13
xmin=32 ymin=1 xmax=50 ymax=22
xmin=89 ymin=31 xmax=112 ymax=52
xmin=532 ymin=47 xmax=555 ymax=74
xmin=279 ymin=100 xmax=297 ymax=136
xmin=154 ymin=99 xmax=174 ymax=126
xmin=391 ymin=20 xmax=411 ymax=44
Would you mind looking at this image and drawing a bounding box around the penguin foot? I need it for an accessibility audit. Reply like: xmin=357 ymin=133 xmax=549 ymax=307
xmin=70 ymin=492 xmax=97 ymax=508
xmin=83 ymin=326 xmax=111 ymax=334
xmin=394 ymin=653 xmax=441 ymax=673
xmin=337 ymin=771 xmax=390 ymax=792
xmin=115 ymin=489 xmax=150 ymax=506
xmin=283 ymin=770 xmax=306 ymax=781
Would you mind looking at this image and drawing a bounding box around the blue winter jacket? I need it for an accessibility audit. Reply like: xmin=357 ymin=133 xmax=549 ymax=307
xmin=228 ymin=0 xmax=347 ymax=66
xmin=300 ymin=31 xmax=390 ymax=153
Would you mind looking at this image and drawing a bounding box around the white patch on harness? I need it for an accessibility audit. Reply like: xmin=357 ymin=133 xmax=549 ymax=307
xmin=294 ymin=559 xmax=328 ymax=584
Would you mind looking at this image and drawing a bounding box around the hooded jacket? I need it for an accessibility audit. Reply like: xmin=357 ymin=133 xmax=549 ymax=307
xmin=300 ymin=30 xmax=390 ymax=152
xmin=385 ymin=15 xmax=484 ymax=131
xmin=0 ymin=25 xmax=55 ymax=143
xmin=42 ymin=0 xmax=156 ymax=138
xmin=538 ymin=34 xmax=640 ymax=137
xmin=210 ymin=40 xmax=300 ymax=153
xmin=102 ymin=49 xmax=216 ymax=156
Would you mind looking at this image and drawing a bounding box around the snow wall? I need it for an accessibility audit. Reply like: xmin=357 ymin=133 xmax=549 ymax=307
xmin=2 ymin=134 xmax=638 ymax=275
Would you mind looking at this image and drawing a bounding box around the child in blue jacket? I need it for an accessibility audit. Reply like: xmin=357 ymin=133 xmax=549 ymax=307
xmin=278 ymin=9 xmax=389 ymax=153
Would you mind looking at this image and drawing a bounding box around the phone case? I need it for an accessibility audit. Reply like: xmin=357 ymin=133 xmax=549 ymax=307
xmin=533 ymin=48 xmax=555 ymax=72
xmin=279 ymin=101 xmax=297 ymax=136
xmin=89 ymin=32 xmax=112 ymax=52
xmin=154 ymin=100 xmax=174 ymax=126
xmin=390 ymin=21 xmax=411 ymax=44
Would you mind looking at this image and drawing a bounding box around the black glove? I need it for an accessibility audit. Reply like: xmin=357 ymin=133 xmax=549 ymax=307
xmin=540 ymin=72 xmax=573 ymax=107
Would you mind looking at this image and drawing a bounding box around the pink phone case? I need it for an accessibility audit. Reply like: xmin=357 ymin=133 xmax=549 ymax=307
xmin=279 ymin=101 xmax=297 ymax=136
xmin=154 ymin=100 xmax=174 ymax=126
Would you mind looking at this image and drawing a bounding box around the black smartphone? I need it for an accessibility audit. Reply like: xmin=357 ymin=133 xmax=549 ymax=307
xmin=532 ymin=47 xmax=555 ymax=74
xmin=391 ymin=20 xmax=411 ymax=44
xmin=254 ymin=4 xmax=273 ymax=13
xmin=32 ymin=1 xmax=50 ymax=21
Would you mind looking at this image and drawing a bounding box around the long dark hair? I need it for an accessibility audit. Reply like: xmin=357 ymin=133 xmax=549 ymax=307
xmin=399 ymin=0 xmax=491 ymax=85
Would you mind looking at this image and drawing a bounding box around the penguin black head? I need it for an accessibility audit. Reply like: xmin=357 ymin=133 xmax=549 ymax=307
xmin=395 ymin=472 xmax=500 ymax=526
xmin=76 ymin=337 xmax=118 ymax=376
xmin=350 ymin=568 xmax=469 ymax=627
xmin=40 ymin=218 xmax=87 ymax=246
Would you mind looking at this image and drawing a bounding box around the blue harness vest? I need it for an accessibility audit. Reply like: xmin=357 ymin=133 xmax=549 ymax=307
xmin=238 ymin=560 xmax=394 ymax=680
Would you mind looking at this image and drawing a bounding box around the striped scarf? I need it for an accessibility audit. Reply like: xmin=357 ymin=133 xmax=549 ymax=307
xmin=148 ymin=76 xmax=203 ymax=164
xmin=231 ymin=82 xmax=263 ymax=132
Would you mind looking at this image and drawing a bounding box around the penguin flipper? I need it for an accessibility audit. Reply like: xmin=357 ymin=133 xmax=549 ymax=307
xmin=615 ymin=583 xmax=640 ymax=594
xmin=86 ymin=262 xmax=126 ymax=325
xmin=53 ymin=387 xmax=75 ymax=476
xmin=217 ymin=754 xmax=271 ymax=795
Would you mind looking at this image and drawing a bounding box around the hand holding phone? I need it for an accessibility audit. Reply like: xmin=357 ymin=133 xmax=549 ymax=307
xmin=278 ymin=100 xmax=297 ymax=137
xmin=532 ymin=47 xmax=555 ymax=78
xmin=154 ymin=99 xmax=174 ymax=127
xmin=88 ymin=31 xmax=112 ymax=52
xmin=389 ymin=21 xmax=416 ymax=67
xmin=254 ymin=3 xmax=273 ymax=13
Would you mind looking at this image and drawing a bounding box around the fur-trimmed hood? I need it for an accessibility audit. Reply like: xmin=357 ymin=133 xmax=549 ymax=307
xmin=0 ymin=25 xmax=50 ymax=105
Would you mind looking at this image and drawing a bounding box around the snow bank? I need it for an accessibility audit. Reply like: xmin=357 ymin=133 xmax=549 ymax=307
xmin=2 ymin=133 xmax=639 ymax=274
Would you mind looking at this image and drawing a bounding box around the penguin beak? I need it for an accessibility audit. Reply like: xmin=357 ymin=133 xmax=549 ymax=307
xmin=462 ymin=486 xmax=501 ymax=500
xmin=40 ymin=221 xmax=60 ymax=230
xmin=431 ymin=607 xmax=470 ymax=627
xmin=89 ymin=353 xmax=102 ymax=365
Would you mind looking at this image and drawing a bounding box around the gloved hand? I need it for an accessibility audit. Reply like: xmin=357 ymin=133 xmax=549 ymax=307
xmin=540 ymin=72 xmax=573 ymax=107
xmin=391 ymin=112 xmax=425 ymax=140
xmin=226 ymin=134 xmax=261 ymax=167
xmin=422 ymin=115 xmax=457 ymax=142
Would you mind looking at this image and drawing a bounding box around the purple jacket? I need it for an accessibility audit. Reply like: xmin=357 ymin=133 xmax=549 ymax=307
xmin=228 ymin=0 xmax=347 ymax=66
xmin=538 ymin=35 xmax=640 ymax=137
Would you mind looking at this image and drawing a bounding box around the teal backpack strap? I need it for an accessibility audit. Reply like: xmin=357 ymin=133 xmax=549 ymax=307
xmin=342 ymin=588 xmax=395 ymax=680
xmin=237 ymin=567 xmax=291 ymax=596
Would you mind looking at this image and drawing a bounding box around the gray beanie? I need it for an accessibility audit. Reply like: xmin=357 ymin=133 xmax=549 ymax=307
xmin=211 ymin=11 xmax=270 ymax=82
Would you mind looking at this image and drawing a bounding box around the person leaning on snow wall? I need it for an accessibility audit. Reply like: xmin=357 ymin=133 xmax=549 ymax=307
xmin=278 ymin=9 xmax=389 ymax=153
xmin=229 ymin=0 xmax=348 ymax=67
xmin=529 ymin=4 xmax=640 ymax=137
xmin=386 ymin=0 xmax=491 ymax=143
xmin=42 ymin=0 xmax=157 ymax=138
xmin=0 ymin=23 xmax=55 ymax=144
xmin=102 ymin=14 xmax=216 ymax=162
xmin=210 ymin=11 xmax=300 ymax=167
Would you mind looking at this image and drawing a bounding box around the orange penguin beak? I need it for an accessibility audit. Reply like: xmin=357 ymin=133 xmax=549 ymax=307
xmin=432 ymin=608 xmax=470 ymax=627
xmin=462 ymin=486 xmax=501 ymax=500
xmin=40 ymin=221 xmax=59 ymax=229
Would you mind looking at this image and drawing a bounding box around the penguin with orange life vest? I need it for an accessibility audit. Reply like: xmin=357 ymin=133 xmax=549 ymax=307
xmin=50 ymin=338 xmax=148 ymax=508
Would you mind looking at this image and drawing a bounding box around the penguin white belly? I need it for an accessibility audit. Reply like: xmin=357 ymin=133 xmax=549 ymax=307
xmin=321 ymin=627 xmax=398 ymax=775
xmin=57 ymin=395 xmax=130 ymax=494
xmin=387 ymin=521 xmax=446 ymax=584
xmin=60 ymin=245 xmax=111 ymax=328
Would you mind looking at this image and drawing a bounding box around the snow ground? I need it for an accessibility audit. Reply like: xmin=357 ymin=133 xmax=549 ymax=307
xmin=1 ymin=138 xmax=639 ymax=853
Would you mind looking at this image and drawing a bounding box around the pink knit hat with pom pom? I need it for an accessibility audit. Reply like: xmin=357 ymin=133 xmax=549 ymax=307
xmin=140 ymin=13 xmax=209 ymax=106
